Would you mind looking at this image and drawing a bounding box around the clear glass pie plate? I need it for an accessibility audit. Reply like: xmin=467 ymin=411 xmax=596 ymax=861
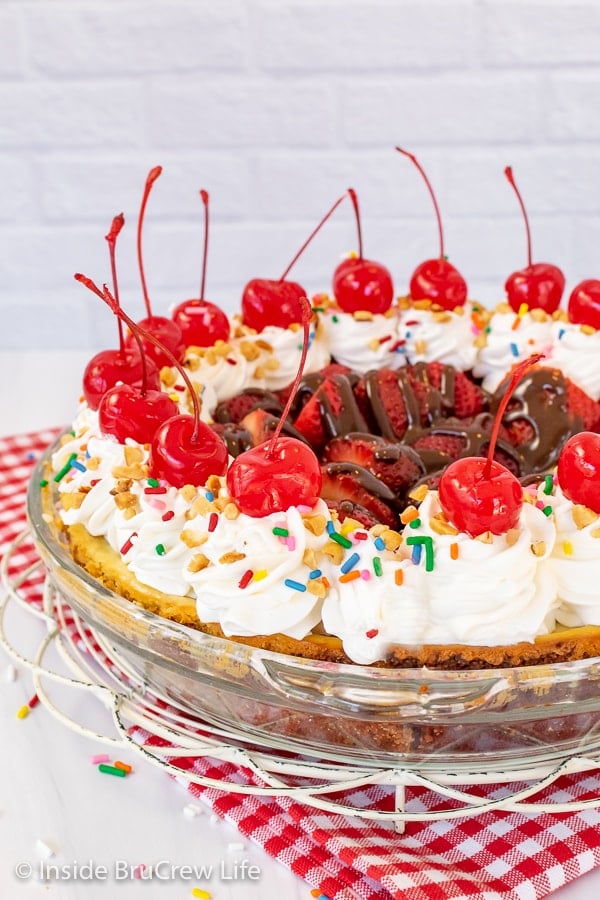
xmin=27 ymin=444 xmax=600 ymax=776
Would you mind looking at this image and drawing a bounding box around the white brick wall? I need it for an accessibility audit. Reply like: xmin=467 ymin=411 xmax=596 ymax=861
xmin=2 ymin=0 xmax=600 ymax=350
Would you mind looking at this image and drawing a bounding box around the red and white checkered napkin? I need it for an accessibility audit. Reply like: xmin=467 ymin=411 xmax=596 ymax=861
xmin=5 ymin=429 xmax=600 ymax=900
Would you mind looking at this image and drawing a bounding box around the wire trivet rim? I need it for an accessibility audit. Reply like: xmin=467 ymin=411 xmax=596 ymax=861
xmin=4 ymin=529 xmax=600 ymax=824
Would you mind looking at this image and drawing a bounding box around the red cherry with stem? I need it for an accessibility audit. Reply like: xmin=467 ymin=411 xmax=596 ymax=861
xmin=438 ymin=353 xmax=544 ymax=537
xmin=242 ymin=192 xmax=346 ymax=332
xmin=332 ymin=188 xmax=394 ymax=314
xmin=82 ymin=213 xmax=160 ymax=410
xmin=227 ymin=297 xmax=322 ymax=515
xmin=98 ymin=382 xmax=179 ymax=445
xmin=76 ymin=274 xmax=228 ymax=487
xmin=568 ymin=279 xmax=600 ymax=330
xmin=396 ymin=147 xmax=468 ymax=311
xmin=82 ymin=348 xmax=160 ymax=411
xmin=76 ymin=274 xmax=178 ymax=442
xmin=171 ymin=190 xmax=231 ymax=346
xmin=557 ymin=432 xmax=600 ymax=514
xmin=125 ymin=166 xmax=185 ymax=367
xmin=504 ymin=166 xmax=565 ymax=314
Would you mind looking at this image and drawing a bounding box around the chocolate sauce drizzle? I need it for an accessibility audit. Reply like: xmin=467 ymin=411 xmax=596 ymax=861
xmin=490 ymin=367 xmax=582 ymax=473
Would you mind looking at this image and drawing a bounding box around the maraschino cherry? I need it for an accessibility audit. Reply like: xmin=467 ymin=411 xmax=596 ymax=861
xmin=76 ymin=274 xmax=228 ymax=487
xmin=82 ymin=213 xmax=160 ymax=410
xmin=504 ymin=166 xmax=565 ymax=314
xmin=557 ymin=432 xmax=600 ymax=514
xmin=227 ymin=297 xmax=322 ymax=515
xmin=396 ymin=146 xmax=467 ymax=310
xmin=332 ymin=188 xmax=394 ymax=314
xmin=241 ymin=193 xmax=346 ymax=332
xmin=171 ymin=189 xmax=231 ymax=346
xmin=126 ymin=166 xmax=185 ymax=367
xmin=76 ymin=275 xmax=178 ymax=444
xmin=568 ymin=279 xmax=600 ymax=330
xmin=438 ymin=354 xmax=544 ymax=537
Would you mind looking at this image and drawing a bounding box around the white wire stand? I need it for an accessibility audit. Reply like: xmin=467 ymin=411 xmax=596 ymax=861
xmin=4 ymin=530 xmax=600 ymax=831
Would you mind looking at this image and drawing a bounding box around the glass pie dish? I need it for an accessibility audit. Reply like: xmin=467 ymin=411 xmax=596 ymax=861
xmin=27 ymin=444 xmax=600 ymax=775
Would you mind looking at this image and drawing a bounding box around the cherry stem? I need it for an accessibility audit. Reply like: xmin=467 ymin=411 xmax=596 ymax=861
xmin=265 ymin=297 xmax=313 ymax=458
xmin=75 ymin=273 xmax=151 ymax=396
xmin=347 ymin=188 xmax=363 ymax=259
xmin=279 ymin=193 xmax=347 ymax=282
xmin=105 ymin=213 xmax=126 ymax=357
xmin=484 ymin=352 xmax=545 ymax=478
xmin=137 ymin=166 xmax=162 ymax=318
xmin=396 ymin=147 xmax=445 ymax=259
xmin=75 ymin=273 xmax=203 ymax=443
xmin=505 ymin=166 xmax=532 ymax=268
xmin=199 ymin=189 xmax=209 ymax=301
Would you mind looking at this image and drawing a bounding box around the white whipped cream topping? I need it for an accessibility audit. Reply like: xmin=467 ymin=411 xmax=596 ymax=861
xmin=318 ymin=307 xmax=404 ymax=373
xmin=398 ymin=302 xmax=480 ymax=372
xmin=322 ymin=550 xmax=425 ymax=665
xmin=244 ymin=322 xmax=331 ymax=392
xmin=541 ymin=483 xmax=600 ymax=627
xmin=545 ymin=320 xmax=600 ymax=401
xmin=178 ymin=341 xmax=267 ymax=407
xmin=188 ymin=501 xmax=334 ymax=640
xmin=401 ymin=492 xmax=559 ymax=645
xmin=473 ymin=307 xmax=554 ymax=393
xmin=53 ymin=423 xmax=333 ymax=640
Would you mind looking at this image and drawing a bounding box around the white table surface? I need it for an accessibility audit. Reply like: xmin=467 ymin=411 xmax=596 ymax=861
xmin=1 ymin=349 xmax=600 ymax=900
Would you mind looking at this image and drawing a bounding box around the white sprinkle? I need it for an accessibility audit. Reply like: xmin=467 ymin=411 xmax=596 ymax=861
xmin=182 ymin=802 xmax=203 ymax=820
xmin=35 ymin=839 xmax=56 ymax=859
xmin=5 ymin=665 xmax=17 ymax=682
xmin=227 ymin=842 xmax=246 ymax=852
xmin=209 ymin=813 xmax=221 ymax=825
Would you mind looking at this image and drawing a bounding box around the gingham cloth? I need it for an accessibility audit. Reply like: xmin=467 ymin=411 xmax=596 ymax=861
xmin=4 ymin=429 xmax=600 ymax=900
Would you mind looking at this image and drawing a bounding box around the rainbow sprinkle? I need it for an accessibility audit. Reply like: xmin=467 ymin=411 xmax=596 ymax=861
xmin=238 ymin=569 xmax=253 ymax=589
xmin=284 ymin=578 xmax=306 ymax=592
xmin=406 ymin=535 xmax=434 ymax=571
xmin=330 ymin=532 xmax=353 ymax=549
xmin=340 ymin=552 xmax=360 ymax=574
xmin=339 ymin=570 xmax=360 ymax=583
xmin=53 ymin=453 xmax=77 ymax=482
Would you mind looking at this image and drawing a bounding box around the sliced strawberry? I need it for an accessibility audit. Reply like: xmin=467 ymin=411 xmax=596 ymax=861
xmin=421 ymin=361 xmax=486 ymax=419
xmin=323 ymin=433 xmax=425 ymax=497
xmin=358 ymin=368 xmax=412 ymax=439
xmin=213 ymin=388 xmax=283 ymax=424
xmin=277 ymin=363 xmax=353 ymax=407
xmin=324 ymin=499 xmax=383 ymax=530
xmin=505 ymin=418 xmax=535 ymax=447
xmin=209 ymin=422 xmax=253 ymax=457
xmin=412 ymin=432 xmax=466 ymax=460
xmin=566 ymin=379 xmax=600 ymax=432
xmin=293 ymin=375 xmax=366 ymax=450
xmin=292 ymin=378 xmax=339 ymax=447
xmin=239 ymin=408 xmax=306 ymax=447
xmin=320 ymin=462 xmax=399 ymax=528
